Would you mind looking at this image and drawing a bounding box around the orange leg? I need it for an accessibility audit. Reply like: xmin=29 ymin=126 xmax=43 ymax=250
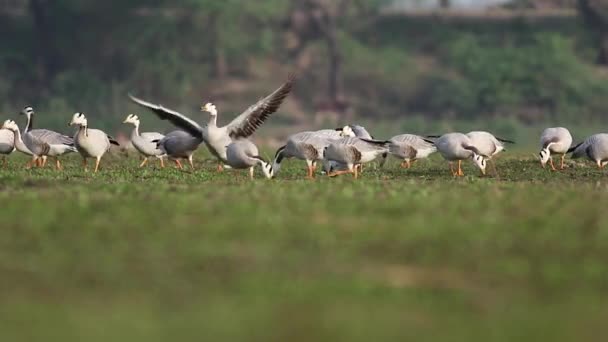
xmin=188 ymin=155 xmax=195 ymax=170
xmin=549 ymin=157 xmax=557 ymax=171
xmin=94 ymin=157 xmax=101 ymax=173
xmin=82 ymin=158 xmax=88 ymax=172
xmin=216 ymin=163 xmax=223 ymax=172
xmin=159 ymin=158 xmax=165 ymax=168
xmin=139 ymin=157 xmax=148 ymax=168
xmin=457 ymin=160 xmax=464 ymax=176
xmin=449 ymin=162 xmax=456 ymax=176
xmin=353 ymin=165 xmax=359 ymax=179
xmin=327 ymin=170 xmax=351 ymax=177
xmin=174 ymin=159 xmax=183 ymax=169
xmin=560 ymin=154 xmax=565 ymax=170
xmin=56 ymin=159 xmax=62 ymax=170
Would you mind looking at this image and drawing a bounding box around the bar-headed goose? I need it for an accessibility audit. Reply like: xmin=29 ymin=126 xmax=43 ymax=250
xmin=387 ymin=134 xmax=437 ymax=169
xmin=129 ymin=74 xmax=294 ymax=171
xmin=272 ymin=127 xmax=356 ymax=178
xmin=434 ymin=133 xmax=486 ymax=177
xmin=152 ymin=130 xmax=199 ymax=170
xmin=323 ymin=137 xmax=388 ymax=179
xmin=69 ymin=113 xmax=119 ymax=172
xmin=466 ymin=131 xmax=514 ymax=173
xmin=123 ymin=114 xmax=166 ymax=168
xmin=225 ymin=139 xmax=273 ymax=180
xmin=2 ymin=119 xmax=53 ymax=168
xmin=0 ymin=125 xmax=15 ymax=166
xmin=568 ymin=134 xmax=608 ymax=169
xmin=539 ymin=127 xmax=573 ymax=170
xmin=20 ymin=106 xmax=76 ymax=169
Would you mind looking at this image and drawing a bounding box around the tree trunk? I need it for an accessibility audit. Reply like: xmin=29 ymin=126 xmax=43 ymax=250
xmin=29 ymin=0 xmax=57 ymax=84
xmin=598 ymin=30 xmax=608 ymax=65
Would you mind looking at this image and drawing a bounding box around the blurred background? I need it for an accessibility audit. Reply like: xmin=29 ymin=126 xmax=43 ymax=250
xmin=1 ymin=0 xmax=607 ymax=145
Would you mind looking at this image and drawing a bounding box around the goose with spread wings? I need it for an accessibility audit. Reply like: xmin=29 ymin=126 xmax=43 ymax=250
xmin=128 ymin=74 xmax=295 ymax=171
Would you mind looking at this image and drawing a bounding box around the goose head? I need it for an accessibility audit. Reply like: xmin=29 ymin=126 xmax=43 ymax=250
xmin=539 ymin=144 xmax=552 ymax=168
xmin=471 ymin=153 xmax=487 ymax=175
xmin=123 ymin=114 xmax=140 ymax=126
xmin=20 ymin=106 xmax=34 ymax=117
xmin=2 ymin=119 xmax=19 ymax=132
xmin=69 ymin=112 xmax=88 ymax=127
xmin=339 ymin=125 xmax=356 ymax=137
xmin=201 ymin=102 xmax=218 ymax=116
xmin=260 ymin=161 xmax=274 ymax=179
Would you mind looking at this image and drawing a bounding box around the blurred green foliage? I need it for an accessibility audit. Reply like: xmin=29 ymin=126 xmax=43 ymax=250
xmin=0 ymin=1 xmax=607 ymax=131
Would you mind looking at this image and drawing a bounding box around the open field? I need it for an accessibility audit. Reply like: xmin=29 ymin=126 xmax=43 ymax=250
xmin=1 ymin=152 xmax=608 ymax=341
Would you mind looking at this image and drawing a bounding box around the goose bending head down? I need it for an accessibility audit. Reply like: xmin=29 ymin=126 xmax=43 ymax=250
xmin=123 ymin=114 xmax=166 ymax=168
xmin=323 ymin=137 xmax=389 ymax=179
xmin=129 ymin=73 xmax=295 ymax=172
xmin=434 ymin=133 xmax=487 ymax=177
xmin=568 ymin=134 xmax=608 ymax=169
xmin=225 ymin=139 xmax=273 ymax=180
xmin=69 ymin=112 xmax=119 ymax=173
xmin=539 ymin=127 xmax=573 ymax=171
xmin=2 ymin=119 xmax=52 ymax=168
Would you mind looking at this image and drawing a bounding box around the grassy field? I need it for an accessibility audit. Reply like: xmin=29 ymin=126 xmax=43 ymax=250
xmin=1 ymin=151 xmax=607 ymax=342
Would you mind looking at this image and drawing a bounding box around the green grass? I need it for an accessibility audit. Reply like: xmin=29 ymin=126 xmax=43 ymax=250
xmin=1 ymin=152 xmax=608 ymax=342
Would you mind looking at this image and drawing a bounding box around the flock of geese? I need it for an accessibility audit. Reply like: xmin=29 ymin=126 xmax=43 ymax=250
xmin=0 ymin=74 xmax=606 ymax=179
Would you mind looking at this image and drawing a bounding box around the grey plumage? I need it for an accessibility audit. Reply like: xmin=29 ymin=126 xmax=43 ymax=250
xmin=570 ymin=133 xmax=608 ymax=168
xmin=387 ymin=133 xmax=437 ymax=168
xmin=225 ymin=139 xmax=273 ymax=179
xmin=324 ymin=137 xmax=388 ymax=178
xmin=128 ymin=74 xmax=294 ymax=167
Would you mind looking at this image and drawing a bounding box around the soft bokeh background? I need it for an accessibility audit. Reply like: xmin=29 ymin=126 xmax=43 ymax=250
xmin=1 ymin=0 xmax=607 ymax=147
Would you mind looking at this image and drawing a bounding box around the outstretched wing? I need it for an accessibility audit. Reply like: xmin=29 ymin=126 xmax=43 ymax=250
xmin=225 ymin=73 xmax=295 ymax=139
xmin=128 ymin=94 xmax=203 ymax=139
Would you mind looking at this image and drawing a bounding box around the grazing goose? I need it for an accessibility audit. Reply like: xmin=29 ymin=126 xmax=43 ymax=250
xmin=20 ymin=106 xmax=76 ymax=169
xmin=323 ymin=137 xmax=389 ymax=179
xmin=434 ymin=133 xmax=486 ymax=176
xmin=272 ymin=127 xmax=356 ymax=178
xmin=129 ymin=74 xmax=294 ymax=171
xmin=387 ymin=134 xmax=437 ymax=168
xmin=225 ymin=139 xmax=273 ymax=180
xmin=0 ymin=126 xmax=15 ymax=166
xmin=123 ymin=114 xmax=166 ymax=168
xmin=539 ymin=127 xmax=573 ymax=170
xmin=69 ymin=113 xmax=119 ymax=172
xmin=568 ymin=134 xmax=608 ymax=168
xmin=466 ymin=131 xmax=515 ymax=173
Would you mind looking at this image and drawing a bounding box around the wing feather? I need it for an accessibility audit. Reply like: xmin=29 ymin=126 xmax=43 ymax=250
xmin=226 ymin=73 xmax=296 ymax=138
xmin=128 ymin=94 xmax=203 ymax=138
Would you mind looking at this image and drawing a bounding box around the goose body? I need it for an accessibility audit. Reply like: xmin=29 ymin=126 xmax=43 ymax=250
xmin=2 ymin=120 xmax=52 ymax=167
xmin=466 ymin=131 xmax=513 ymax=158
xmin=539 ymin=127 xmax=573 ymax=170
xmin=225 ymin=139 xmax=273 ymax=179
xmin=570 ymin=134 xmax=608 ymax=168
xmin=123 ymin=114 xmax=166 ymax=168
xmin=435 ymin=133 xmax=486 ymax=176
xmin=324 ymin=137 xmax=388 ymax=178
xmin=0 ymin=125 xmax=16 ymax=166
xmin=129 ymin=74 xmax=294 ymax=171
xmin=20 ymin=107 xmax=76 ymax=168
xmin=388 ymin=134 xmax=437 ymax=168
xmin=69 ymin=113 xmax=119 ymax=172
xmin=273 ymin=127 xmax=356 ymax=178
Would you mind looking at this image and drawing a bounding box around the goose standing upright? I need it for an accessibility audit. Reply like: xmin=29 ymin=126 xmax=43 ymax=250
xmin=129 ymin=74 xmax=295 ymax=171
xmin=569 ymin=134 xmax=608 ymax=169
xmin=225 ymin=139 xmax=273 ymax=180
xmin=20 ymin=106 xmax=76 ymax=169
xmin=434 ymin=133 xmax=486 ymax=177
xmin=69 ymin=113 xmax=119 ymax=172
xmin=2 ymin=119 xmax=53 ymax=168
xmin=0 ymin=125 xmax=15 ymax=166
xmin=539 ymin=127 xmax=573 ymax=170
xmin=123 ymin=114 xmax=166 ymax=168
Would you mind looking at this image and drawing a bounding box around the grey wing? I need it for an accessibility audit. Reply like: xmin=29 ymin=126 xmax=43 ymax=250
xmin=25 ymin=133 xmax=51 ymax=155
xmin=225 ymin=73 xmax=295 ymax=138
xmin=356 ymin=138 xmax=389 ymax=152
xmin=128 ymin=94 xmax=203 ymax=138
xmin=30 ymin=129 xmax=73 ymax=145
